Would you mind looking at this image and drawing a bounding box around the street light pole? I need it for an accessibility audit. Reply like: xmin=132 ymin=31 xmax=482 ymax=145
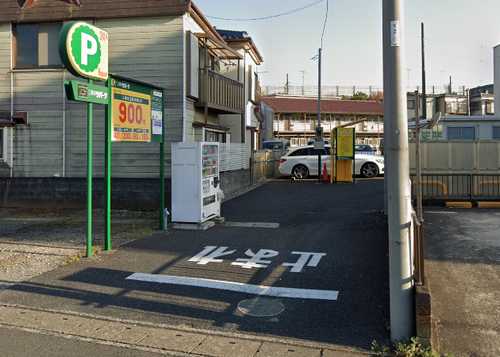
xmin=317 ymin=47 xmax=323 ymax=183
xmin=421 ymin=23 xmax=427 ymax=120
xmin=382 ymin=0 xmax=414 ymax=341
xmin=415 ymin=91 xmax=423 ymax=221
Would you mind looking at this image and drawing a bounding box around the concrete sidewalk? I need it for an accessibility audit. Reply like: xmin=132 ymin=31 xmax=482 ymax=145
xmin=0 ymin=327 xmax=166 ymax=357
xmin=0 ymin=304 xmax=367 ymax=356
xmin=424 ymin=209 xmax=500 ymax=357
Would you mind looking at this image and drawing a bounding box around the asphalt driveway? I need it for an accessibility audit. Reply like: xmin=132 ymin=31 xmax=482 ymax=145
xmin=0 ymin=180 xmax=389 ymax=351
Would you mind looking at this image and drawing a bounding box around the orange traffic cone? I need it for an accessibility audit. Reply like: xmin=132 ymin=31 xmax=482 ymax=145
xmin=322 ymin=163 xmax=330 ymax=183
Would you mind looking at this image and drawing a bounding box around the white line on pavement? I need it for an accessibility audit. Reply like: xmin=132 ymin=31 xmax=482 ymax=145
xmin=126 ymin=273 xmax=339 ymax=301
xmin=426 ymin=211 xmax=458 ymax=215
xmin=223 ymin=222 xmax=280 ymax=229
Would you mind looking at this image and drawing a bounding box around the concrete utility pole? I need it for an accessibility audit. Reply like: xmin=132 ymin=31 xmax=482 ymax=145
xmin=317 ymin=48 xmax=323 ymax=182
xmin=382 ymin=0 xmax=414 ymax=341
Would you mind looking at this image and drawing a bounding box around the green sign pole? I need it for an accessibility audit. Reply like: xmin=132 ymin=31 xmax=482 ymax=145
xmin=104 ymin=77 xmax=112 ymax=251
xmin=86 ymin=78 xmax=94 ymax=257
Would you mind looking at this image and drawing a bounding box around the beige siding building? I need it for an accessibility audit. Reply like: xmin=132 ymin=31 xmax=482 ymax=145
xmin=0 ymin=0 xmax=264 ymax=206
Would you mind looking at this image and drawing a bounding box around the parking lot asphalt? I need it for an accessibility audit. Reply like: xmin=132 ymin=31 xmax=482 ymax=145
xmin=0 ymin=180 xmax=389 ymax=351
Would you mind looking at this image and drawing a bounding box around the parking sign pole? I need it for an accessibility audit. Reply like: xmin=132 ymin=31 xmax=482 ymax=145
xmin=104 ymin=77 xmax=112 ymax=251
xmin=86 ymin=79 xmax=94 ymax=258
xmin=383 ymin=0 xmax=414 ymax=341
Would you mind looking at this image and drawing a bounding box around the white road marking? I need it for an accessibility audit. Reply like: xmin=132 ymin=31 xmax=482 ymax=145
xmin=426 ymin=211 xmax=457 ymax=215
xmin=188 ymin=246 xmax=236 ymax=265
xmin=223 ymin=222 xmax=280 ymax=229
xmin=126 ymin=273 xmax=339 ymax=301
xmin=282 ymin=252 xmax=327 ymax=273
xmin=231 ymin=249 xmax=279 ymax=269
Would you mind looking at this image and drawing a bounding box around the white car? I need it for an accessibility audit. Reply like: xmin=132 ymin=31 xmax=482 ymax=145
xmin=278 ymin=145 xmax=384 ymax=179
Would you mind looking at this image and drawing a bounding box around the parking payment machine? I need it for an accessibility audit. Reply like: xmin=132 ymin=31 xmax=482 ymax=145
xmin=172 ymin=142 xmax=221 ymax=223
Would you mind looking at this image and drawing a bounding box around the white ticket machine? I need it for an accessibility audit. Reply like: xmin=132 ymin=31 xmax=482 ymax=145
xmin=171 ymin=142 xmax=221 ymax=223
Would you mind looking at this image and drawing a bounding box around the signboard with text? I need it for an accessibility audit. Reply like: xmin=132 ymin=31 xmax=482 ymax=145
xmin=59 ymin=22 xmax=109 ymax=81
xmin=336 ymin=128 xmax=355 ymax=159
xmin=110 ymin=77 xmax=163 ymax=143
xmin=60 ymin=21 xmax=166 ymax=257
xmin=65 ymin=80 xmax=109 ymax=105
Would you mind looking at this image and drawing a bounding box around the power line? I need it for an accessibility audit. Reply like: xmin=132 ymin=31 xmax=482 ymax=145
xmin=206 ymin=0 xmax=325 ymax=21
xmin=320 ymin=0 xmax=329 ymax=49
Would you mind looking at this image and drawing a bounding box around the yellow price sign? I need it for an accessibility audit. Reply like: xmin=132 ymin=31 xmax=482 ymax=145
xmin=111 ymin=87 xmax=151 ymax=142
xmin=337 ymin=128 xmax=355 ymax=159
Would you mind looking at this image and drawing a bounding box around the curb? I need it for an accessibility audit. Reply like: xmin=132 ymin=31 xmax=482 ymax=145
xmin=415 ymin=285 xmax=432 ymax=346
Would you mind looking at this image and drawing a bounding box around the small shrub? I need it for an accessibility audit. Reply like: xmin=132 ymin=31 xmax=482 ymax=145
xmin=371 ymin=337 xmax=453 ymax=357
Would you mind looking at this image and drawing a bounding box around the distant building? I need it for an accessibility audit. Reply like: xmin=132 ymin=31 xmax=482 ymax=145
xmin=407 ymin=92 xmax=469 ymax=120
xmin=261 ymin=96 xmax=384 ymax=148
xmin=469 ymin=84 xmax=494 ymax=116
xmin=417 ymin=116 xmax=500 ymax=142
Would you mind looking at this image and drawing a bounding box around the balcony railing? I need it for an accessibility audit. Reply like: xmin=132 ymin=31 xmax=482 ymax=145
xmin=199 ymin=69 xmax=244 ymax=114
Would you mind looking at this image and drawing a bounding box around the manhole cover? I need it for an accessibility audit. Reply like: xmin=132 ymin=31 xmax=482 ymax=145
xmin=237 ymin=297 xmax=285 ymax=317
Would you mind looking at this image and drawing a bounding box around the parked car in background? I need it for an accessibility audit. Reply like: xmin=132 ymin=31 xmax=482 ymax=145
xmin=263 ymin=140 xmax=290 ymax=151
xmin=279 ymin=145 xmax=384 ymax=179
xmin=355 ymin=144 xmax=376 ymax=155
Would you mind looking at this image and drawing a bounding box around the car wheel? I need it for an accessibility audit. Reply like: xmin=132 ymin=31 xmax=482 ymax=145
xmin=292 ymin=164 xmax=309 ymax=179
xmin=361 ymin=162 xmax=379 ymax=178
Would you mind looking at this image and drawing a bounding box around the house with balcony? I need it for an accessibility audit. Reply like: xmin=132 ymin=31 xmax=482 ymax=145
xmin=0 ymin=0 xmax=264 ymax=207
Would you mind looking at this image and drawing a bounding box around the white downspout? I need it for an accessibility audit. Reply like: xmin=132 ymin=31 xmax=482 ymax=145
xmin=9 ymin=23 xmax=14 ymax=177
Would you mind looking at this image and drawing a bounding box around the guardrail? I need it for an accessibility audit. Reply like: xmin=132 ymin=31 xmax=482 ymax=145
xmin=410 ymin=174 xmax=500 ymax=201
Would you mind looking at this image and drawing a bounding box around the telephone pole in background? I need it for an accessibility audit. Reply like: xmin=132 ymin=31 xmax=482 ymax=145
xmin=300 ymin=70 xmax=306 ymax=96
xmin=421 ymin=22 xmax=427 ymax=119
xmin=382 ymin=0 xmax=414 ymax=341
xmin=316 ymin=48 xmax=323 ymax=183
xmin=418 ymin=22 xmax=426 ymax=221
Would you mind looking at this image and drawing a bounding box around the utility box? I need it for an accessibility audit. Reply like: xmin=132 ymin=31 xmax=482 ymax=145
xmin=171 ymin=142 xmax=221 ymax=223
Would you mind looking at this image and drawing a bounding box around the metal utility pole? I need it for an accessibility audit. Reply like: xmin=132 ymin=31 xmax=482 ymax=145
xmin=285 ymin=73 xmax=290 ymax=95
xmin=421 ymin=23 xmax=427 ymax=119
xmin=316 ymin=48 xmax=323 ymax=183
xmin=415 ymin=91 xmax=423 ymax=221
xmin=382 ymin=0 xmax=414 ymax=341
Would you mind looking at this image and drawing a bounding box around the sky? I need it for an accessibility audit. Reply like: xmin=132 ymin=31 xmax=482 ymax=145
xmin=195 ymin=0 xmax=500 ymax=89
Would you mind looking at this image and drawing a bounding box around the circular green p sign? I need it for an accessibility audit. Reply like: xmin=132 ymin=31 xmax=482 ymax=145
xmin=59 ymin=22 xmax=109 ymax=81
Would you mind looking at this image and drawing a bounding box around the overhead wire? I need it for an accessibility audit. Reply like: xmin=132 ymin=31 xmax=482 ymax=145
xmin=320 ymin=0 xmax=329 ymax=49
xmin=206 ymin=0 xmax=325 ymax=21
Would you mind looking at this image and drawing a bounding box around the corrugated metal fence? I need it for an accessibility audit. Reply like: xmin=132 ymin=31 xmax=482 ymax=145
xmin=409 ymin=141 xmax=500 ymax=174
